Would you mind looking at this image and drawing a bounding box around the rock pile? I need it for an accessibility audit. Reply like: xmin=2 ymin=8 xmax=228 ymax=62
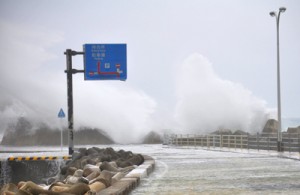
xmin=287 ymin=126 xmax=300 ymax=134
xmin=211 ymin=129 xmax=248 ymax=135
xmin=262 ymin=119 xmax=278 ymax=134
xmin=0 ymin=147 xmax=146 ymax=195
xmin=142 ymin=131 xmax=163 ymax=144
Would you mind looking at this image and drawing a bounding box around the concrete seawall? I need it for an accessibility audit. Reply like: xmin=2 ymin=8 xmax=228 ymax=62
xmin=0 ymin=158 xmax=68 ymax=185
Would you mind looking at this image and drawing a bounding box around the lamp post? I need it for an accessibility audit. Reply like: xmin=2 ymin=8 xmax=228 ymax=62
xmin=269 ymin=7 xmax=286 ymax=151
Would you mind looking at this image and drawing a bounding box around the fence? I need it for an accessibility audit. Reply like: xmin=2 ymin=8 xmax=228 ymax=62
xmin=164 ymin=133 xmax=300 ymax=153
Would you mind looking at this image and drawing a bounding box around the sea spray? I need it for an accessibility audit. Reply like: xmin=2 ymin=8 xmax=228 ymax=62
xmin=0 ymin=160 xmax=12 ymax=185
xmin=174 ymin=53 xmax=269 ymax=133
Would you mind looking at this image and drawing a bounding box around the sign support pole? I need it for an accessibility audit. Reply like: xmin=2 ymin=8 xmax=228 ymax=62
xmin=65 ymin=49 xmax=74 ymax=155
xmin=64 ymin=44 xmax=125 ymax=155
xmin=64 ymin=49 xmax=84 ymax=155
xmin=58 ymin=108 xmax=66 ymax=152
xmin=60 ymin=118 xmax=63 ymax=152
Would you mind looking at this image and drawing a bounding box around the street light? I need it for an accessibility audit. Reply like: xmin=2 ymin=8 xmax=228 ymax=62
xmin=269 ymin=7 xmax=286 ymax=151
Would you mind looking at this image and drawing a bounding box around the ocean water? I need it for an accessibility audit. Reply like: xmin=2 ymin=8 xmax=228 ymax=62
xmin=130 ymin=145 xmax=300 ymax=195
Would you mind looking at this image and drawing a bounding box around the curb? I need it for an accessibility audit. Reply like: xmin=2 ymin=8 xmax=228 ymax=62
xmin=7 ymin=156 xmax=71 ymax=161
xmin=99 ymin=155 xmax=155 ymax=195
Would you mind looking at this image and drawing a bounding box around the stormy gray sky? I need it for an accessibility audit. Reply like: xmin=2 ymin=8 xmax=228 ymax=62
xmin=0 ymin=0 xmax=299 ymax=143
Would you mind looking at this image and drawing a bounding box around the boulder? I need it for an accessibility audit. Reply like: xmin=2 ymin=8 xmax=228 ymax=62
xmin=287 ymin=126 xmax=300 ymax=134
xmin=142 ymin=131 xmax=163 ymax=144
xmin=212 ymin=129 xmax=232 ymax=135
xmin=262 ymin=119 xmax=278 ymax=134
xmin=233 ymin=130 xmax=248 ymax=135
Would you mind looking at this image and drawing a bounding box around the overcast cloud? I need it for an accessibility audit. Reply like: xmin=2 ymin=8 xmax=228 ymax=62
xmin=0 ymin=0 xmax=299 ymax=143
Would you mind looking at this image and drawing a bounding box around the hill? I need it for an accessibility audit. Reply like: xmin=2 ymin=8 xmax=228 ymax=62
xmin=1 ymin=117 xmax=114 ymax=146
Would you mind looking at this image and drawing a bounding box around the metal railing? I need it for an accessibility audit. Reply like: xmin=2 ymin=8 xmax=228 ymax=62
xmin=164 ymin=133 xmax=300 ymax=153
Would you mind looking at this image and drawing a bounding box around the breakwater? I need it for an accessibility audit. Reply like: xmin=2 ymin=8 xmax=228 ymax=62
xmin=0 ymin=147 xmax=155 ymax=195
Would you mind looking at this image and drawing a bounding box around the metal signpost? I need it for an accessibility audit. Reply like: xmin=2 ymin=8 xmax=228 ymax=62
xmin=58 ymin=108 xmax=66 ymax=151
xmin=64 ymin=44 xmax=127 ymax=155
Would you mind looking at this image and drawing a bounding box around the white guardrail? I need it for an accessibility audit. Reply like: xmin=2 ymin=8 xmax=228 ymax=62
xmin=164 ymin=133 xmax=300 ymax=153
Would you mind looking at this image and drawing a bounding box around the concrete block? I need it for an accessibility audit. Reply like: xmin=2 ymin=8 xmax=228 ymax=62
xmin=125 ymin=168 xmax=147 ymax=179
xmin=98 ymin=178 xmax=137 ymax=195
xmin=137 ymin=164 xmax=153 ymax=175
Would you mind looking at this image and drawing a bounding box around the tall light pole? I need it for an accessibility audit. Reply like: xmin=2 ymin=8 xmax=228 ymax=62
xmin=270 ymin=7 xmax=286 ymax=151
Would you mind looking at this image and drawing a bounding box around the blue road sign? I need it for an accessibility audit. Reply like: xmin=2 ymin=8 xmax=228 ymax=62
xmin=83 ymin=44 xmax=127 ymax=81
xmin=58 ymin=108 xmax=65 ymax=118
